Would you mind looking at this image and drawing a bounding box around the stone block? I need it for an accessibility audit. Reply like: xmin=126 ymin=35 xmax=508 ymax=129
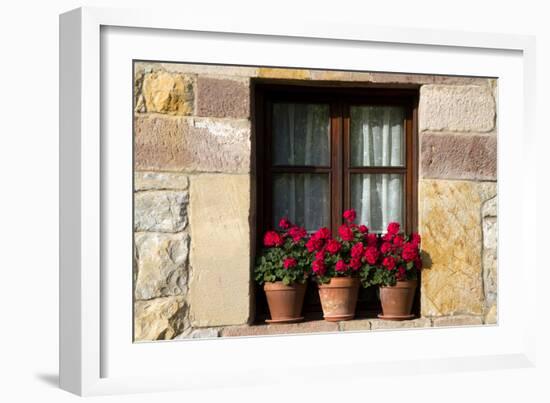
xmin=432 ymin=315 xmax=483 ymax=327
xmin=370 ymin=318 xmax=432 ymax=330
xmin=140 ymin=71 xmax=194 ymax=115
xmin=483 ymin=249 xmax=497 ymax=306
xmin=484 ymin=304 xmax=497 ymax=325
xmin=420 ymin=133 xmax=497 ymax=180
xmin=367 ymin=72 xmax=433 ymax=85
xmin=221 ymin=320 xmax=339 ymax=337
xmin=310 ymin=70 xmax=355 ymax=81
xmin=339 ymin=319 xmax=372 ymax=332
xmin=258 ymin=68 xmax=311 ymax=80
xmin=134 ymin=296 xmax=188 ymax=341
xmin=419 ymin=85 xmax=496 ymax=132
xmin=482 ymin=196 xmax=497 ymax=218
xmin=419 ymin=180 xmax=496 ymax=316
xmin=134 ymin=232 xmax=189 ymax=300
xmin=175 ymin=328 xmax=220 ymax=339
xmin=135 ymin=62 xmax=259 ymax=77
xmin=188 ymin=175 xmax=251 ymax=327
xmin=134 ymin=190 xmax=188 ymax=232
xmin=134 ymin=172 xmax=188 ymax=191
xmin=196 ymin=77 xmax=250 ymax=118
xmin=134 ymin=115 xmax=251 ymax=173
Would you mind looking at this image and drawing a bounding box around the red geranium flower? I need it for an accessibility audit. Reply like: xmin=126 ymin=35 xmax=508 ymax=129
xmin=338 ymin=224 xmax=354 ymax=241
xmin=387 ymin=222 xmax=400 ymax=235
xmin=382 ymin=232 xmax=394 ymax=242
xmin=314 ymin=227 xmax=331 ymax=240
xmin=326 ymin=239 xmax=342 ymax=255
xmin=402 ymin=242 xmax=418 ymax=262
xmin=263 ymin=231 xmax=283 ymax=247
xmin=306 ymin=237 xmax=323 ymax=252
xmin=315 ymin=250 xmax=325 ymax=260
xmin=343 ymin=209 xmax=357 ymax=223
xmin=351 ymin=243 xmax=364 ymax=259
xmin=410 ymin=233 xmax=421 ymax=246
xmin=288 ymin=226 xmax=307 ymax=242
xmin=335 ymin=260 xmax=348 ymax=272
xmin=366 ymin=233 xmax=378 ymax=247
xmin=393 ymin=235 xmax=404 ymax=247
xmin=383 ymin=256 xmax=396 ymax=270
xmin=312 ymin=259 xmax=326 ymax=275
xmin=364 ymin=246 xmax=379 ymax=265
xmin=278 ymin=217 xmax=291 ymax=230
xmin=381 ymin=242 xmax=393 ymax=254
xmin=358 ymin=224 xmax=368 ymax=234
xmin=349 ymin=258 xmax=362 ymax=271
xmin=283 ymin=257 xmax=297 ymax=269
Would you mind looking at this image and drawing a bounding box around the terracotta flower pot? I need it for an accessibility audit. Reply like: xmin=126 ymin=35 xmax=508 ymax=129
xmin=318 ymin=277 xmax=360 ymax=322
xmin=264 ymin=281 xmax=307 ymax=324
xmin=378 ymin=279 xmax=417 ymax=320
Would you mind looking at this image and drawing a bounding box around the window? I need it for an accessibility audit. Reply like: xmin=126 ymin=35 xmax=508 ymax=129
xmin=254 ymin=84 xmax=419 ymax=319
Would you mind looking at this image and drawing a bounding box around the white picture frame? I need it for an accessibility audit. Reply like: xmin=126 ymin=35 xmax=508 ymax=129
xmin=60 ymin=6 xmax=537 ymax=396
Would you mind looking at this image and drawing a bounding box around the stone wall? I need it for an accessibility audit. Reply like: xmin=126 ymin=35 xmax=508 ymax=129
xmin=133 ymin=62 xmax=498 ymax=341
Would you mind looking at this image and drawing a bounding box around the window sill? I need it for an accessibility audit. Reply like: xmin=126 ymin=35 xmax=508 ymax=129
xmin=220 ymin=317 xmax=432 ymax=337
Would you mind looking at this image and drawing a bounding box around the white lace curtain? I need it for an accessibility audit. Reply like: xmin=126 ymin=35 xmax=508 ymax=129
xmin=272 ymin=103 xmax=330 ymax=231
xmin=350 ymin=106 xmax=405 ymax=232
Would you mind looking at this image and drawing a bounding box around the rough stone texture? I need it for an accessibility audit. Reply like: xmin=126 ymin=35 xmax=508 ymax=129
xmin=175 ymin=328 xmax=220 ymax=339
xmin=485 ymin=304 xmax=497 ymax=324
xmin=309 ymin=70 xmax=355 ymax=81
xmin=420 ymin=133 xmax=497 ymax=180
xmin=482 ymin=195 xmax=498 ymax=306
xmin=134 ymin=115 xmax=251 ymax=173
xmin=134 ymin=172 xmax=188 ymax=191
xmin=432 ymin=315 xmax=484 ymax=327
xmin=419 ymin=85 xmax=496 ymax=132
xmin=188 ymin=175 xmax=251 ymax=327
xmin=196 ymin=77 xmax=250 ymax=118
xmin=135 ymin=62 xmax=259 ymax=78
xmin=134 ymin=190 xmax=188 ymax=232
xmin=431 ymin=76 xmax=493 ymax=86
xmin=140 ymin=71 xmax=194 ymax=115
xmin=370 ymin=318 xmax=432 ymax=330
xmin=338 ymin=319 xmax=372 ymax=332
xmin=258 ymin=68 xmax=311 ymax=80
xmin=134 ymin=232 xmax=190 ymax=300
xmin=134 ymin=296 xmax=188 ymax=341
xmin=419 ymin=180 xmax=497 ymax=317
xmin=221 ymin=321 xmax=339 ymax=337
xmin=482 ymin=195 xmax=497 ymax=217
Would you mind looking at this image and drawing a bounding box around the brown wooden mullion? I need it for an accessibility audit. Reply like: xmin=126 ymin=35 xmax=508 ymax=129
xmin=330 ymin=101 xmax=343 ymax=234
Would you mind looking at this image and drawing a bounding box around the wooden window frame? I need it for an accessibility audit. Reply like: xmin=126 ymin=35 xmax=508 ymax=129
xmin=253 ymin=82 xmax=419 ymax=320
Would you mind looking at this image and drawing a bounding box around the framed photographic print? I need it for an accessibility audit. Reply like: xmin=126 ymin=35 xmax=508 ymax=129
xmin=60 ymin=6 xmax=536 ymax=396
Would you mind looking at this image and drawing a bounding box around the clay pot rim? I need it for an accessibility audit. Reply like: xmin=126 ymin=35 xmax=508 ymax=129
xmin=264 ymin=281 xmax=307 ymax=291
xmin=379 ymin=279 xmax=418 ymax=289
xmin=318 ymin=276 xmax=361 ymax=289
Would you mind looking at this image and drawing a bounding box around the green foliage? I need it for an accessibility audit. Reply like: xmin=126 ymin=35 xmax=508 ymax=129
xmin=254 ymin=236 xmax=312 ymax=285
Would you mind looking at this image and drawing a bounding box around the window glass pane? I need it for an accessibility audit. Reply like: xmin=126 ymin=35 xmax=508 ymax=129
xmin=351 ymin=173 xmax=403 ymax=233
xmin=273 ymin=173 xmax=329 ymax=231
xmin=350 ymin=106 xmax=405 ymax=167
xmin=272 ymin=103 xmax=330 ymax=166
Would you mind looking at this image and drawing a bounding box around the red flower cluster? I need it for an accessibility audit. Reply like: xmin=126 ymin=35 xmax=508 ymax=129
xmin=377 ymin=222 xmax=422 ymax=281
xmin=283 ymin=257 xmax=297 ymax=269
xmin=263 ymin=231 xmax=283 ymax=247
xmin=308 ymin=209 xmax=378 ymax=279
xmin=260 ymin=214 xmax=422 ymax=285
